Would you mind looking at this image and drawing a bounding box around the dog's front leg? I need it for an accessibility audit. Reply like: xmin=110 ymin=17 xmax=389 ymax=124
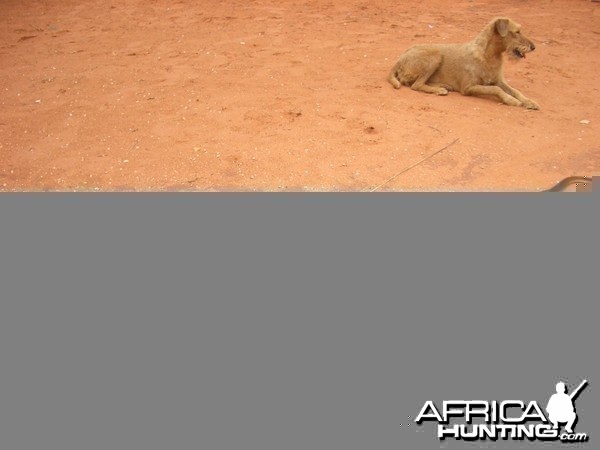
xmin=496 ymin=81 xmax=540 ymax=110
xmin=464 ymin=85 xmax=522 ymax=107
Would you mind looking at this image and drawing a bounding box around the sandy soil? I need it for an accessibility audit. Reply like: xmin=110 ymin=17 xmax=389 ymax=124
xmin=1 ymin=0 xmax=599 ymax=191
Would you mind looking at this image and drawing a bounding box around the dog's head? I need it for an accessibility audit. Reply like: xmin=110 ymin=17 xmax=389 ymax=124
xmin=494 ymin=17 xmax=536 ymax=59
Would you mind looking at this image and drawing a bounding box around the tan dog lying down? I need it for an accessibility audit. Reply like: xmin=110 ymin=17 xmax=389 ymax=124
xmin=388 ymin=17 xmax=540 ymax=109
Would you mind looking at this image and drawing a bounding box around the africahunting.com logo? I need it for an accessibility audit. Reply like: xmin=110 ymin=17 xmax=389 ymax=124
xmin=415 ymin=379 xmax=589 ymax=443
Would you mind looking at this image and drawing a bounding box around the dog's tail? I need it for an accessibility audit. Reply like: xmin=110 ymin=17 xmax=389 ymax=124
xmin=388 ymin=67 xmax=401 ymax=89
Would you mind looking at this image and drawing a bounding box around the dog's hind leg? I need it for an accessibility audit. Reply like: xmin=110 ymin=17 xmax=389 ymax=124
xmin=409 ymin=53 xmax=448 ymax=95
xmin=411 ymin=79 xmax=449 ymax=95
xmin=428 ymin=82 xmax=454 ymax=92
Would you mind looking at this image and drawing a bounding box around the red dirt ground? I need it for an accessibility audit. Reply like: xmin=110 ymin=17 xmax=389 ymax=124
xmin=1 ymin=0 xmax=599 ymax=191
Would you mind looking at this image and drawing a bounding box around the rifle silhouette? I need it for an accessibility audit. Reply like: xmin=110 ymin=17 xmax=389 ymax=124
xmin=569 ymin=379 xmax=588 ymax=401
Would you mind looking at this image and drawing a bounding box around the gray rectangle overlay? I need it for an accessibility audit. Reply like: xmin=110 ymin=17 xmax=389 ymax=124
xmin=0 ymin=194 xmax=597 ymax=450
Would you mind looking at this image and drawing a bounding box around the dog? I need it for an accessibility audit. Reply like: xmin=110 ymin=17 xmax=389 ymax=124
xmin=388 ymin=17 xmax=540 ymax=109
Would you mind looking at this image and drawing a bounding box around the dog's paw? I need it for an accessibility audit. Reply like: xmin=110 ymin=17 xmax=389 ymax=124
xmin=436 ymin=88 xmax=449 ymax=96
xmin=523 ymin=100 xmax=540 ymax=110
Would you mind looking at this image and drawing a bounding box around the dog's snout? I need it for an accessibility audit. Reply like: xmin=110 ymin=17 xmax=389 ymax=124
xmin=530 ymin=42 xmax=536 ymax=51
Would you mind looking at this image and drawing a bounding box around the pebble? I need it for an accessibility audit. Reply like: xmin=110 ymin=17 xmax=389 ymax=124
xmin=579 ymin=119 xmax=590 ymax=125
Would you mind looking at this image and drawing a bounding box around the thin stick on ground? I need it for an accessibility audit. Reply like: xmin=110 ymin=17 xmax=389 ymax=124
xmin=369 ymin=138 xmax=459 ymax=192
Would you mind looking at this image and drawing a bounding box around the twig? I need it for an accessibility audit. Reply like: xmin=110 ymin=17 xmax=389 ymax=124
xmin=369 ymin=138 xmax=459 ymax=192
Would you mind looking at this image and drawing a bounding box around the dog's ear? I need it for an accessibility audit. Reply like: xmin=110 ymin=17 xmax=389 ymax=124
xmin=495 ymin=18 xmax=509 ymax=37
